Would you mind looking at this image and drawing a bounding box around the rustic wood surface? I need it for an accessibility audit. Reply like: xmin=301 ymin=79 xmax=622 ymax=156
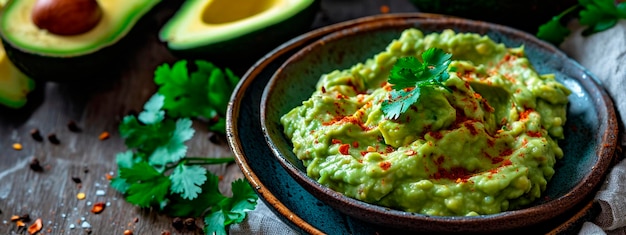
xmin=0 ymin=1 xmax=417 ymax=234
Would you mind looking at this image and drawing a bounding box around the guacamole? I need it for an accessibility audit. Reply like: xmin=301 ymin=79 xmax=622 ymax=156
xmin=280 ymin=29 xmax=571 ymax=216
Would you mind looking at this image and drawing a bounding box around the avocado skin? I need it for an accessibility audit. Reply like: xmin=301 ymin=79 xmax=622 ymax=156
xmin=409 ymin=0 xmax=577 ymax=33
xmin=164 ymin=0 xmax=320 ymax=68
xmin=0 ymin=1 xmax=167 ymax=83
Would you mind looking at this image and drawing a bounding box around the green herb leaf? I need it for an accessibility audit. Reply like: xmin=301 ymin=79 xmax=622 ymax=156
xmin=138 ymin=94 xmax=165 ymax=125
xmin=113 ymin=59 xmax=255 ymax=235
xmin=154 ymin=60 xmax=215 ymax=119
xmin=110 ymin=151 xmax=135 ymax=194
xmin=165 ymin=172 xmax=226 ymax=217
xmin=538 ymin=0 xmax=626 ymax=44
xmin=119 ymin=115 xmax=176 ymax=156
xmin=537 ymin=16 xmax=571 ymax=45
xmin=382 ymin=48 xmax=453 ymax=119
xmin=153 ymin=60 xmax=240 ymax=135
xmin=169 ymin=164 xmax=208 ymax=200
xmin=119 ymin=161 xmax=171 ymax=208
xmin=204 ymin=179 xmax=258 ymax=235
xmin=148 ymin=118 xmax=194 ymax=166
xmin=579 ymin=0 xmax=621 ymax=35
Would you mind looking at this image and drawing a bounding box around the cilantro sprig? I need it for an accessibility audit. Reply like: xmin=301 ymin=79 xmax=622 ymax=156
xmin=111 ymin=60 xmax=257 ymax=235
xmin=381 ymin=48 xmax=454 ymax=119
xmin=154 ymin=60 xmax=239 ymax=134
xmin=537 ymin=0 xmax=626 ymax=45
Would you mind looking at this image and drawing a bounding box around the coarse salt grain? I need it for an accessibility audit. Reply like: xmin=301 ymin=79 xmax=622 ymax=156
xmin=81 ymin=221 xmax=91 ymax=228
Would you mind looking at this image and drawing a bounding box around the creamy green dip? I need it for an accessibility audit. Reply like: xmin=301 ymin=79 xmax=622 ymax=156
xmin=280 ymin=29 xmax=571 ymax=216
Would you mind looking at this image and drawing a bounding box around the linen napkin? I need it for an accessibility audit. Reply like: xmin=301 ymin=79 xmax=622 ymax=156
xmin=560 ymin=20 xmax=626 ymax=235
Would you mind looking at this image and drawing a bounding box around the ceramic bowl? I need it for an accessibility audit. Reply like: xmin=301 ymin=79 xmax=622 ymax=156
xmin=258 ymin=15 xmax=618 ymax=233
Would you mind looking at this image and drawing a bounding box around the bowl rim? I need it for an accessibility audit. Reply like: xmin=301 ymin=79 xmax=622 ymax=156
xmin=227 ymin=13 xmax=617 ymax=235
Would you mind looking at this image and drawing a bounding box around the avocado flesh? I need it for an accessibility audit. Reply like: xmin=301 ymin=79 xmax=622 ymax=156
xmin=0 ymin=0 xmax=34 ymax=108
xmin=160 ymin=0 xmax=319 ymax=60
xmin=1 ymin=0 xmax=158 ymax=56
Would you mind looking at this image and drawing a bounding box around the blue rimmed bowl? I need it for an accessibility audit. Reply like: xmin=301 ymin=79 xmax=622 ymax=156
xmin=249 ymin=14 xmax=618 ymax=233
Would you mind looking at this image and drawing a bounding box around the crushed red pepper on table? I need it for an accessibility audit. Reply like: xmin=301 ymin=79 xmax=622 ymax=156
xmin=91 ymin=202 xmax=106 ymax=214
xmin=27 ymin=218 xmax=43 ymax=235
xmin=98 ymin=131 xmax=110 ymax=140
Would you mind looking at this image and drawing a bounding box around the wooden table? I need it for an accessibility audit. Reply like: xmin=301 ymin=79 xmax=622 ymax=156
xmin=0 ymin=1 xmax=417 ymax=234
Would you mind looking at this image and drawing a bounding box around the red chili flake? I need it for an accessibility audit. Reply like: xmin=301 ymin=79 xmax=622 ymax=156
xmin=385 ymin=146 xmax=394 ymax=153
xmin=379 ymin=161 xmax=391 ymax=170
xmin=123 ymin=230 xmax=134 ymax=235
xmin=519 ymin=109 xmax=534 ymax=120
xmin=527 ymin=131 xmax=542 ymax=137
xmin=99 ymin=131 xmax=110 ymax=140
xmin=499 ymin=149 xmax=513 ymax=157
xmin=352 ymin=141 xmax=359 ymax=148
xmin=432 ymin=167 xmax=472 ymax=181
xmin=321 ymin=86 xmax=326 ymax=93
xmin=464 ymin=121 xmax=478 ymax=135
xmin=16 ymin=220 xmax=26 ymax=228
xmin=91 ymin=202 xmax=106 ymax=214
xmin=339 ymin=144 xmax=350 ymax=155
xmin=435 ymin=156 xmax=445 ymax=165
xmin=428 ymin=131 xmax=443 ymax=140
xmin=105 ymin=173 xmax=113 ymax=180
xmin=10 ymin=215 xmax=20 ymax=221
xmin=331 ymin=139 xmax=342 ymax=144
xmin=487 ymin=138 xmax=495 ymax=147
xmin=27 ymin=218 xmax=42 ymax=235
xmin=491 ymin=157 xmax=504 ymax=164
xmin=380 ymin=5 xmax=390 ymax=14
xmin=482 ymin=100 xmax=495 ymax=112
xmin=360 ymin=151 xmax=368 ymax=156
xmin=502 ymin=159 xmax=512 ymax=166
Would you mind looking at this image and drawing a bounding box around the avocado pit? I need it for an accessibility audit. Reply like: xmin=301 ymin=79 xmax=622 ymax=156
xmin=31 ymin=0 xmax=102 ymax=36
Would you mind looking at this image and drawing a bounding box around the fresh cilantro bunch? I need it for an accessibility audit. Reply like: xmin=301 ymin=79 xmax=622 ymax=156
xmin=381 ymin=48 xmax=454 ymax=119
xmin=154 ymin=60 xmax=239 ymax=135
xmin=110 ymin=88 xmax=257 ymax=234
xmin=537 ymin=0 xmax=626 ymax=45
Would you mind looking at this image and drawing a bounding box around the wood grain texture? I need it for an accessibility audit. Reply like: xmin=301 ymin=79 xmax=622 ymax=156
xmin=0 ymin=1 xmax=417 ymax=234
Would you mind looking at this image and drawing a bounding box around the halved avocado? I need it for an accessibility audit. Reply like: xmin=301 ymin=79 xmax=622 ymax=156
xmin=159 ymin=0 xmax=319 ymax=62
xmin=0 ymin=0 xmax=34 ymax=108
xmin=0 ymin=45 xmax=34 ymax=108
xmin=0 ymin=0 xmax=160 ymax=82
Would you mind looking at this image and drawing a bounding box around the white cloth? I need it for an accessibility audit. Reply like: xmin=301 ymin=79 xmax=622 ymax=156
xmin=229 ymin=200 xmax=299 ymax=235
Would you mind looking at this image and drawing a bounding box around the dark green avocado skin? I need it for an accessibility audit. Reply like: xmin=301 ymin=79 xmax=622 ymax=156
xmin=409 ymin=0 xmax=577 ymax=33
xmin=0 ymin=1 xmax=174 ymax=83
xmin=166 ymin=0 xmax=321 ymax=69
